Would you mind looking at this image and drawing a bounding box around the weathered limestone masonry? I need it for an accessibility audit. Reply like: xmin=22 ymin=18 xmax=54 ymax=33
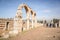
xmin=14 ymin=4 xmax=37 ymax=32
xmin=0 ymin=18 xmax=13 ymax=34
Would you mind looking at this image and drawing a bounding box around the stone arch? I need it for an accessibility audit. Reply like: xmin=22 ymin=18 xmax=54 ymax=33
xmin=14 ymin=4 xmax=37 ymax=32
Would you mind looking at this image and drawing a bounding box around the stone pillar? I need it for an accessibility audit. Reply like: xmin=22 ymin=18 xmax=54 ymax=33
xmin=27 ymin=12 xmax=30 ymax=30
xmin=43 ymin=16 xmax=45 ymax=26
xmin=14 ymin=10 xmax=22 ymax=32
xmin=4 ymin=22 xmax=9 ymax=31
xmin=51 ymin=20 xmax=53 ymax=27
xmin=59 ymin=20 xmax=60 ymax=27
xmin=4 ymin=22 xmax=7 ymax=30
xmin=55 ymin=23 xmax=57 ymax=28
xmin=34 ymin=13 xmax=37 ymax=27
xmin=31 ymin=15 xmax=34 ymax=28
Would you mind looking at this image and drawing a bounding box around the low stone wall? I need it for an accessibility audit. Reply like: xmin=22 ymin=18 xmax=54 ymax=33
xmin=0 ymin=18 xmax=13 ymax=35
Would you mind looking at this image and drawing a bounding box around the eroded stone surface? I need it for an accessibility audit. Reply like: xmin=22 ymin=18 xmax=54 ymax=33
xmin=14 ymin=4 xmax=37 ymax=32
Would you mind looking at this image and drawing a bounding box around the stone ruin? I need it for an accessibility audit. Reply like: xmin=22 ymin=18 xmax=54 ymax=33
xmin=0 ymin=4 xmax=37 ymax=38
xmin=0 ymin=3 xmax=60 ymax=38
xmin=14 ymin=4 xmax=37 ymax=32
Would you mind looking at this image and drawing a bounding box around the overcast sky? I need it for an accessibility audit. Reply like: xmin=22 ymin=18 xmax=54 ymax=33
xmin=0 ymin=0 xmax=60 ymax=20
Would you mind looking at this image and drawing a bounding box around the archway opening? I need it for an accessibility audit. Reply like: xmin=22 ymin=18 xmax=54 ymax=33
xmin=22 ymin=8 xmax=27 ymax=31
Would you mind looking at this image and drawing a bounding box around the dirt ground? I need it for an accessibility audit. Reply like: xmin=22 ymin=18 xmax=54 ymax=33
xmin=4 ymin=26 xmax=60 ymax=40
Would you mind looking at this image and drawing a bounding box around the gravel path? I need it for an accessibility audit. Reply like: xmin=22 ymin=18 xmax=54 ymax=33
xmin=5 ymin=27 xmax=60 ymax=40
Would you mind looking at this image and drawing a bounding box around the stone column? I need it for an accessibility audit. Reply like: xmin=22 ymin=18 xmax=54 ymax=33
xmin=14 ymin=10 xmax=22 ymax=32
xmin=4 ymin=22 xmax=7 ymax=30
xmin=43 ymin=16 xmax=45 ymax=26
xmin=34 ymin=13 xmax=37 ymax=27
xmin=26 ymin=11 xmax=30 ymax=30
xmin=59 ymin=20 xmax=60 ymax=27
xmin=51 ymin=20 xmax=53 ymax=27
xmin=31 ymin=14 xmax=34 ymax=28
xmin=55 ymin=23 xmax=57 ymax=28
xmin=31 ymin=11 xmax=36 ymax=28
xmin=4 ymin=22 xmax=9 ymax=31
xmin=19 ymin=10 xmax=22 ymax=32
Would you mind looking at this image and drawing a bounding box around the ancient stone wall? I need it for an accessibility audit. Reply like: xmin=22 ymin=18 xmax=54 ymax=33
xmin=0 ymin=18 xmax=13 ymax=34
